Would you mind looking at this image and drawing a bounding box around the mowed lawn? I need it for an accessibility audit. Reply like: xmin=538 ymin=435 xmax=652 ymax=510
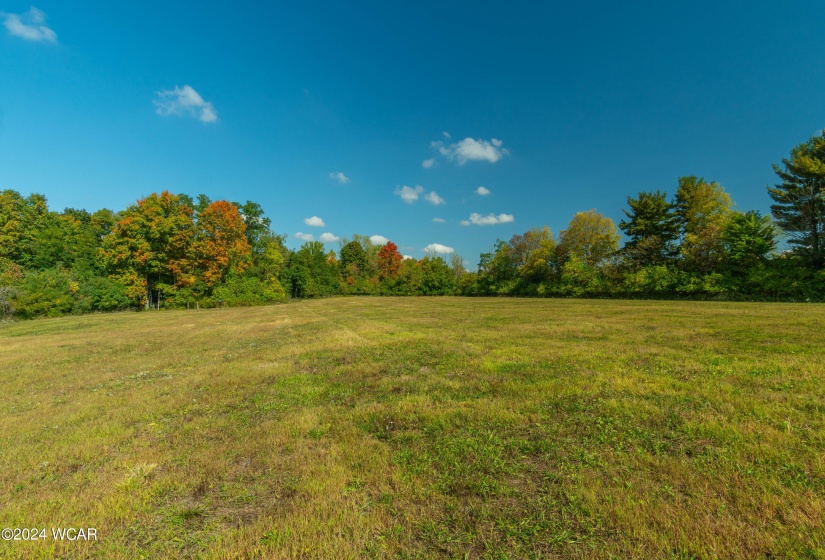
xmin=0 ymin=298 xmax=823 ymax=559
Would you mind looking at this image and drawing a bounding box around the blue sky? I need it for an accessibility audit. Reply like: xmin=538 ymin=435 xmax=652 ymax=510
xmin=1 ymin=1 xmax=824 ymax=263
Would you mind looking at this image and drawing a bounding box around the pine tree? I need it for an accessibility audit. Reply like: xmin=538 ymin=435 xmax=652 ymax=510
xmin=769 ymin=132 xmax=825 ymax=268
xmin=619 ymin=190 xmax=679 ymax=267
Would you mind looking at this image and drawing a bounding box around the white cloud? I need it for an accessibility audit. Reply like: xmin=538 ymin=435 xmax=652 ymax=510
xmin=319 ymin=232 xmax=340 ymax=243
xmin=442 ymin=131 xmax=451 ymax=140
xmin=475 ymin=186 xmax=491 ymax=196
xmin=432 ymin=137 xmax=509 ymax=165
xmin=294 ymin=232 xmax=314 ymax=242
xmin=461 ymin=212 xmax=515 ymax=226
xmin=395 ymin=185 xmax=424 ymax=203
xmin=432 ymin=217 xmax=445 ymax=223
xmin=3 ymin=7 xmax=57 ymax=43
xmin=424 ymin=243 xmax=454 ymax=255
xmin=369 ymin=235 xmax=390 ymax=245
xmin=421 ymin=158 xmax=435 ymax=169
xmin=329 ymin=171 xmax=350 ymax=184
xmin=154 ymin=85 xmax=218 ymax=123
xmin=425 ymin=191 xmax=445 ymax=206
xmin=402 ymin=254 xmax=414 ymax=260
xmin=303 ymin=216 xmax=326 ymax=227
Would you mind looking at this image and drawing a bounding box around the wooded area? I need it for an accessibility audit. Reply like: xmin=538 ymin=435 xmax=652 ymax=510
xmin=2 ymin=132 xmax=824 ymax=318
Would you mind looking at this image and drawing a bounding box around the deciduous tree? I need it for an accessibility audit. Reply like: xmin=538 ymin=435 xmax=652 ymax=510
xmin=100 ymin=191 xmax=194 ymax=307
xmin=193 ymin=200 xmax=252 ymax=287
xmin=557 ymin=210 xmax=619 ymax=267
xmin=0 ymin=190 xmax=49 ymax=267
xmin=673 ymin=176 xmax=732 ymax=272
xmin=377 ymin=241 xmax=403 ymax=279
xmin=339 ymin=240 xmax=369 ymax=279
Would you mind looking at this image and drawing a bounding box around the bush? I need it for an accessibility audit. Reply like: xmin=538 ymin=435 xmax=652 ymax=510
xmin=14 ymin=267 xmax=75 ymax=318
xmin=209 ymin=273 xmax=286 ymax=307
xmin=73 ymin=276 xmax=132 ymax=313
xmin=0 ymin=286 xmax=17 ymax=318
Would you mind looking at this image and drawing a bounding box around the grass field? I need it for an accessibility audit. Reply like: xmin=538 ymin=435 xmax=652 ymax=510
xmin=0 ymin=297 xmax=823 ymax=559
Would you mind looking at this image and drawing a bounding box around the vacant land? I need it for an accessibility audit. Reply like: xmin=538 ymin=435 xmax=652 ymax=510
xmin=0 ymin=298 xmax=823 ymax=559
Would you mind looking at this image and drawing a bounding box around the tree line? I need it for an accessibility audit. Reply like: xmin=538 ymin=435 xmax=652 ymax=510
xmin=1 ymin=131 xmax=824 ymax=318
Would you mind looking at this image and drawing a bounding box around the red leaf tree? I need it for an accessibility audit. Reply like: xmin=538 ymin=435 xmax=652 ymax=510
xmin=377 ymin=241 xmax=403 ymax=279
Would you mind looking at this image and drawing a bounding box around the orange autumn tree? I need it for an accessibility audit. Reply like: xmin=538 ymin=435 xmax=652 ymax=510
xmin=192 ymin=200 xmax=251 ymax=288
xmin=377 ymin=241 xmax=403 ymax=279
xmin=99 ymin=191 xmax=195 ymax=308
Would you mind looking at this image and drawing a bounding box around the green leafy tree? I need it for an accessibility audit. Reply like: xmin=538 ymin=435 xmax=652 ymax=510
xmin=619 ymin=190 xmax=679 ymax=267
xmin=339 ymin=239 xmax=369 ymax=282
xmin=557 ymin=210 xmax=619 ymax=267
xmin=285 ymin=241 xmax=338 ymax=297
xmin=477 ymin=240 xmax=518 ymax=294
xmin=236 ymin=200 xmax=273 ymax=254
xmin=673 ymin=176 xmax=732 ymax=272
xmin=0 ymin=190 xmax=49 ymax=267
xmin=510 ymin=227 xmax=558 ymax=286
xmin=211 ymin=272 xmax=285 ymax=306
xmin=28 ymin=208 xmax=113 ymax=273
xmin=13 ymin=267 xmax=76 ymax=318
xmin=556 ymin=254 xmax=606 ymax=297
xmin=419 ymin=256 xmax=455 ymax=295
xmin=722 ymin=211 xmax=777 ymax=271
xmin=769 ymin=131 xmax=825 ymax=268
xmin=393 ymin=258 xmax=423 ymax=295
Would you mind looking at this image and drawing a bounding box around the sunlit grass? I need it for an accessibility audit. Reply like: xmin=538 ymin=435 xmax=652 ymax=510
xmin=1 ymin=297 xmax=823 ymax=558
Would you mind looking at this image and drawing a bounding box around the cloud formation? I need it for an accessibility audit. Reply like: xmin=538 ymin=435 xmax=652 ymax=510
xmin=395 ymin=185 xmax=445 ymax=205
xmin=369 ymin=235 xmax=389 ymax=245
xmin=475 ymin=186 xmax=491 ymax=196
xmin=421 ymin=158 xmax=435 ymax=169
xmin=294 ymin=232 xmax=314 ymax=242
xmin=432 ymin=136 xmax=508 ymax=165
xmin=460 ymin=212 xmax=515 ymax=226
xmin=329 ymin=171 xmax=350 ymax=184
xmin=154 ymin=85 xmax=218 ymax=123
xmin=425 ymin=191 xmax=445 ymax=206
xmin=432 ymin=217 xmax=445 ymax=223
xmin=3 ymin=7 xmax=57 ymax=43
xmin=319 ymin=232 xmax=340 ymax=243
xmin=303 ymin=216 xmax=326 ymax=227
xmin=395 ymin=185 xmax=424 ymax=203
xmin=424 ymin=243 xmax=454 ymax=255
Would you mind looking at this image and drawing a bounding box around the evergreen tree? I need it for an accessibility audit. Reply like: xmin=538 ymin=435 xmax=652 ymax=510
xmin=619 ymin=190 xmax=679 ymax=267
xmin=769 ymin=131 xmax=825 ymax=269
xmin=722 ymin=211 xmax=776 ymax=271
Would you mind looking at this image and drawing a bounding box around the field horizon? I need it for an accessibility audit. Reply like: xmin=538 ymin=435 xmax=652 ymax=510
xmin=1 ymin=297 xmax=823 ymax=559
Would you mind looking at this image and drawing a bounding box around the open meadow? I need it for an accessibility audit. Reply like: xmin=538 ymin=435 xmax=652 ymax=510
xmin=0 ymin=297 xmax=823 ymax=559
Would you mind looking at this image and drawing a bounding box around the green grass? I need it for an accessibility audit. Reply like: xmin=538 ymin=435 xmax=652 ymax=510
xmin=0 ymin=297 xmax=823 ymax=559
